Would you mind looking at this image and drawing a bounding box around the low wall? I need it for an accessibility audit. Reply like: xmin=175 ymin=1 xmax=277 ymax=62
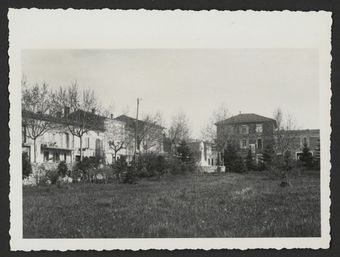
xmin=25 ymin=162 xmax=75 ymax=186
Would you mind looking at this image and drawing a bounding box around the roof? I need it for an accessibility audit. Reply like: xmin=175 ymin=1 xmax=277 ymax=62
xmin=67 ymin=110 xmax=106 ymax=131
xmin=283 ymin=129 xmax=320 ymax=135
xmin=22 ymin=109 xmax=106 ymax=132
xmin=215 ymin=113 xmax=277 ymax=127
xmin=22 ymin=110 xmax=66 ymax=124
xmin=114 ymin=115 xmax=165 ymax=129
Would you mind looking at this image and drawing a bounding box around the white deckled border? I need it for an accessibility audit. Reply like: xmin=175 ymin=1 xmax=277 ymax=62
xmin=8 ymin=9 xmax=332 ymax=251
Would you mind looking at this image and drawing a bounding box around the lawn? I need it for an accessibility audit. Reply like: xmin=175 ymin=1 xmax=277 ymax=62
xmin=23 ymin=171 xmax=320 ymax=238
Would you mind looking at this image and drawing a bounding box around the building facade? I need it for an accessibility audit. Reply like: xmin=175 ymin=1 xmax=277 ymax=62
xmin=215 ymin=113 xmax=320 ymax=164
xmin=114 ymin=115 xmax=165 ymax=162
xmin=279 ymin=129 xmax=320 ymax=160
xmin=215 ymin=113 xmax=277 ymax=163
xmin=22 ymin=111 xmax=164 ymax=167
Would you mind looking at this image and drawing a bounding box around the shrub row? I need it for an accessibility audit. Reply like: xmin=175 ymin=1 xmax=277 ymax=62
xmin=112 ymin=152 xmax=197 ymax=184
xmin=223 ymin=143 xmax=320 ymax=174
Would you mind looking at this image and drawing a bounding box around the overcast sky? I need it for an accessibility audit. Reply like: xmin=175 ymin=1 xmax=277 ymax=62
xmin=22 ymin=49 xmax=319 ymax=138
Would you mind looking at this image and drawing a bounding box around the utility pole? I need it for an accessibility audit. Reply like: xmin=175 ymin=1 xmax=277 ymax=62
xmin=135 ymin=97 xmax=141 ymax=154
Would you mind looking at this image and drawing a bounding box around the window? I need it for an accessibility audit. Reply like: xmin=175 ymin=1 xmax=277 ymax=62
xmin=302 ymin=137 xmax=308 ymax=146
xmin=64 ymin=153 xmax=67 ymax=162
xmin=211 ymin=159 xmax=214 ymax=166
xmin=22 ymin=126 xmax=27 ymax=143
xmin=60 ymin=133 xmax=64 ymax=148
xmin=226 ymin=125 xmax=234 ymax=134
xmin=240 ymin=125 xmax=249 ymax=134
xmin=208 ymin=158 xmax=210 ymax=165
xmin=53 ymin=152 xmax=60 ymax=162
xmin=296 ymin=152 xmax=303 ymax=160
xmin=84 ymin=137 xmax=90 ymax=148
xmin=257 ymin=138 xmax=263 ymax=149
xmin=44 ymin=151 xmax=49 ymax=162
xmin=65 ymin=133 xmax=69 ymax=148
xmin=240 ymin=139 xmax=248 ymax=149
xmin=256 ymin=154 xmax=263 ymax=164
xmin=256 ymin=124 xmax=263 ymax=133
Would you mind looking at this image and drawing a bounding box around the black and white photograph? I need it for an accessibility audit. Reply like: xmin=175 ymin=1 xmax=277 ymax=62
xmin=8 ymin=9 xmax=332 ymax=250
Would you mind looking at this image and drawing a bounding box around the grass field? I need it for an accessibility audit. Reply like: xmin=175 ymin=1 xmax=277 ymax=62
xmin=23 ymin=171 xmax=320 ymax=238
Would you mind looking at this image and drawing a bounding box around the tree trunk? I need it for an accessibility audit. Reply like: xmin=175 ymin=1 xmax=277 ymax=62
xmin=79 ymin=136 xmax=83 ymax=161
xmin=33 ymin=138 xmax=37 ymax=163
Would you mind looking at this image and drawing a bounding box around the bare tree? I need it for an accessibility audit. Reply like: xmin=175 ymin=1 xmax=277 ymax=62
xmin=137 ymin=112 xmax=164 ymax=152
xmin=54 ymin=82 xmax=101 ymax=161
xmin=273 ymin=108 xmax=300 ymax=164
xmin=273 ymin=107 xmax=283 ymax=130
xmin=167 ymin=112 xmax=191 ymax=153
xmin=22 ymin=80 xmax=55 ymax=163
xmin=108 ymin=122 xmax=132 ymax=162
xmin=201 ymin=103 xmax=230 ymax=148
xmin=101 ymin=100 xmax=115 ymax=118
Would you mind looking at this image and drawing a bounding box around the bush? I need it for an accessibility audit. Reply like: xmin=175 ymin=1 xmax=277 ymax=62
xmin=176 ymin=140 xmax=193 ymax=163
xmin=57 ymin=161 xmax=68 ymax=177
xmin=74 ymin=156 xmax=101 ymax=181
xmin=136 ymin=153 xmax=167 ymax=177
xmin=70 ymin=168 xmax=83 ymax=182
xmin=22 ymin=152 xmax=32 ymax=179
xmin=300 ymin=143 xmax=314 ymax=169
xmin=112 ymin=156 xmax=128 ymax=180
xmin=164 ymin=155 xmax=183 ymax=175
xmin=112 ymin=156 xmax=138 ymax=184
xmin=176 ymin=141 xmax=198 ymax=173
xmin=245 ymin=149 xmax=255 ymax=171
xmin=283 ymin=150 xmax=294 ymax=171
xmin=98 ymin=166 xmax=115 ymax=182
xmin=112 ymin=150 xmax=198 ymax=183
xmin=124 ymin=165 xmax=138 ymax=184
xmin=231 ymin=156 xmax=246 ymax=173
xmin=45 ymin=169 xmax=59 ymax=185
xmin=262 ymin=144 xmax=275 ymax=170
xmin=223 ymin=145 xmax=246 ymax=173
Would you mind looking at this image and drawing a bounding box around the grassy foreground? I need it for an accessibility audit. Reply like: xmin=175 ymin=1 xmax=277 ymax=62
xmin=23 ymin=171 xmax=320 ymax=238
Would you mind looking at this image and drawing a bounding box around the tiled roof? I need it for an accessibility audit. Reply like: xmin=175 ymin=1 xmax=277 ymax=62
xmin=215 ymin=113 xmax=277 ymax=126
xmin=283 ymin=129 xmax=320 ymax=135
xmin=22 ymin=109 xmax=106 ymax=132
xmin=114 ymin=115 xmax=164 ymax=129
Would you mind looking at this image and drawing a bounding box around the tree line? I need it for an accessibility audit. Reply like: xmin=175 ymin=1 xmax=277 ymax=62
xmin=22 ymin=80 xmax=193 ymax=165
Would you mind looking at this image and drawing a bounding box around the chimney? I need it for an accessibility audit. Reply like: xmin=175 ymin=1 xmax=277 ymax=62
xmin=64 ymin=106 xmax=70 ymax=118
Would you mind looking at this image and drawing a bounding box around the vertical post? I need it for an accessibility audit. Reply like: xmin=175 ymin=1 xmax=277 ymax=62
xmin=135 ymin=98 xmax=140 ymax=154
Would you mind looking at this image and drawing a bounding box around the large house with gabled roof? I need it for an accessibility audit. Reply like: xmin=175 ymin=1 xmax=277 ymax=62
xmin=215 ymin=113 xmax=277 ymax=163
xmin=215 ymin=113 xmax=320 ymax=164
xmin=114 ymin=115 xmax=165 ymax=162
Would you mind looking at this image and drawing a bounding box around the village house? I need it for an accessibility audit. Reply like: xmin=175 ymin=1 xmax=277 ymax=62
xmin=22 ymin=109 xmax=165 ymax=167
xmin=215 ymin=113 xmax=320 ymax=164
xmin=114 ymin=115 xmax=165 ymax=162
xmin=279 ymin=129 xmax=320 ymax=160
xmin=22 ymin=110 xmax=75 ymax=166
xmin=22 ymin=108 xmax=107 ymax=167
xmin=215 ymin=113 xmax=277 ymax=163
